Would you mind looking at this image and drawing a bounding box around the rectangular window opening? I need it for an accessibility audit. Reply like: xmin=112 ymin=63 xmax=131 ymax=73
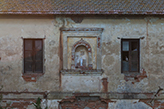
xmin=24 ymin=39 xmax=43 ymax=73
xmin=121 ymin=39 xmax=140 ymax=73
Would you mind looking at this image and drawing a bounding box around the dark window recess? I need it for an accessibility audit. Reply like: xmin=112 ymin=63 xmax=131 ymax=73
xmin=121 ymin=39 xmax=140 ymax=73
xmin=24 ymin=39 xmax=43 ymax=73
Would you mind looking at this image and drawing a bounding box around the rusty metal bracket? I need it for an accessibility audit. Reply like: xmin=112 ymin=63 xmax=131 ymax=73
xmin=150 ymin=86 xmax=163 ymax=105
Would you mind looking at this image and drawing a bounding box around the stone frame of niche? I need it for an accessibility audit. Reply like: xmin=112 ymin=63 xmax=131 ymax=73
xmin=60 ymin=28 xmax=104 ymax=75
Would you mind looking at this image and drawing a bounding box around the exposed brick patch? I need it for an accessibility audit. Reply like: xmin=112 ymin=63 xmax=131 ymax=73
xmin=98 ymin=42 xmax=101 ymax=48
xmin=72 ymin=38 xmax=92 ymax=53
xmin=0 ymin=92 xmax=47 ymax=108
xmin=97 ymin=37 xmax=101 ymax=48
xmin=102 ymin=78 xmax=108 ymax=92
xmin=134 ymin=69 xmax=147 ymax=82
xmin=140 ymin=100 xmax=164 ymax=109
xmin=59 ymin=96 xmax=76 ymax=103
xmin=98 ymin=37 xmax=101 ymax=41
xmin=88 ymin=64 xmax=93 ymax=70
xmin=1 ymin=92 xmax=164 ymax=108
xmin=59 ymin=96 xmax=108 ymax=109
xmin=124 ymin=68 xmax=147 ymax=83
xmin=22 ymin=73 xmax=44 ymax=82
xmin=1 ymin=99 xmax=36 ymax=109
xmin=71 ymin=17 xmax=84 ymax=23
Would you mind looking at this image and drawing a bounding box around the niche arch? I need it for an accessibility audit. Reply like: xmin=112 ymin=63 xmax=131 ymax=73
xmin=71 ymin=38 xmax=93 ymax=70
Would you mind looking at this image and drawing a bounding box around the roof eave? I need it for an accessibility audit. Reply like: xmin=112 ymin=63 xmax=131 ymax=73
xmin=0 ymin=10 xmax=164 ymax=15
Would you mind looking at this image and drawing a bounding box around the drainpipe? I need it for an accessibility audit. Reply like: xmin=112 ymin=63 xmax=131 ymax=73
xmin=59 ymin=18 xmax=66 ymax=91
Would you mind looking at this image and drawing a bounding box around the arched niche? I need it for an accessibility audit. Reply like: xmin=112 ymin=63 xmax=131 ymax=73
xmin=71 ymin=39 xmax=92 ymax=70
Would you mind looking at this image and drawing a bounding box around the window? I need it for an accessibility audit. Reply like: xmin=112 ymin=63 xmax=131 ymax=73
xmin=24 ymin=39 xmax=43 ymax=73
xmin=121 ymin=39 xmax=140 ymax=73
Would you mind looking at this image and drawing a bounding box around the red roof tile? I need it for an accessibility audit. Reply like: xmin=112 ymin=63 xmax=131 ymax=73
xmin=0 ymin=0 xmax=164 ymax=15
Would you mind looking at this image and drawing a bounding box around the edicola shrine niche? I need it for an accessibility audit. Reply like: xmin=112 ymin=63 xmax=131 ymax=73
xmin=60 ymin=28 xmax=104 ymax=74
xmin=71 ymin=38 xmax=92 ymax=70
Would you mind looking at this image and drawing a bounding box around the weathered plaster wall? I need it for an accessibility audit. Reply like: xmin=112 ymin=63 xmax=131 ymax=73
xmin=0 ymin=15 xmax=61 ymax=91
xmin=0 ymin=16 xmax=164 ymax=94
xmin=146 ymin=18 xmax=164 ymax=91
xmin=108 ymin=100 xmax=152 ymax=109
xmin=62 ymin=76 xmax=102 ymax=92
xmin=68 ymin=17 xmax=164 ymax=93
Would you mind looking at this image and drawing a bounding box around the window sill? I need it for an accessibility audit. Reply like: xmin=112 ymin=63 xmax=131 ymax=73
xmin=122 ymin=72 xmax=140 ymax=77
xmin=61 ymin=69 xmax=104 ymax=76
xmin=22 ymin=73 xmax=44 ymax=82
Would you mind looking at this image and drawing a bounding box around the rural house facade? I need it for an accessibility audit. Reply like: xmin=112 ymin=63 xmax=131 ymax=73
xmin=0 ymin=0 xmax=164 ymax=109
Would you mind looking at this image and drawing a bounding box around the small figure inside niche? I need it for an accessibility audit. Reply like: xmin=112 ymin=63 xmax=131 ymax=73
xmin=75 ymin=47 xmax=88 ymax=69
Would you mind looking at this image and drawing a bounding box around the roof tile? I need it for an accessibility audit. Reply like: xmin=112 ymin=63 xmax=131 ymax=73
xmin=0 ymin=0 xmax=163 ymax=14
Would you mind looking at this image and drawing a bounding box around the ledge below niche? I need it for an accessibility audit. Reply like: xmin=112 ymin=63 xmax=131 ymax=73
xmin=61 ymin=69 xmax=104 ymax=76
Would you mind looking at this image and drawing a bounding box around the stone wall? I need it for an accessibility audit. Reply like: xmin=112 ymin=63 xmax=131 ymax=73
xmin=0 ymin=15 xmax=60 ymax=91
xmin=0 ymin=15 xmax=164 ymax=108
